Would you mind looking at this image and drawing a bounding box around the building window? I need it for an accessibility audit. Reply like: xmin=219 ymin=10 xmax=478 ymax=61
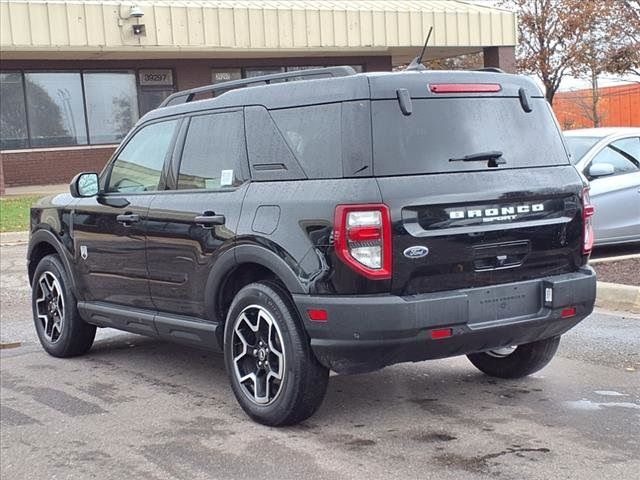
xmin=244 ymin=67 xmax=285 ymax=78
xmin=24 ymin=72 xmax=88 ymax=147
xmin=84 ymin=71 xmax=139 ymax=144
xmin=238 ymin=65 xmax=364 ymax=82
xmin=0 ymin=72 xmax=28 ymax=149
xmin=0 ymin=69 xmax=151 ymax=150
xmin=138 ymin=69 xmax=175 ymax=116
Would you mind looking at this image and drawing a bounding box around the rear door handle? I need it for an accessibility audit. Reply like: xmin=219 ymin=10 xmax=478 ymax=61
xmin=194 ymin=213 xmax=225 ymax=228
xmin=116 ymin=213 xmax=140 ymax=226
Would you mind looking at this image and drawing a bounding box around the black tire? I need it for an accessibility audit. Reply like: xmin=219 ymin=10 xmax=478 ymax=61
xmin=224 ymin=281 xmax=329 ymax=426
xmin=466 ymin=336 xmax=561 ymax=379
xmin=31 ymin=254 xmax=96 ymax=358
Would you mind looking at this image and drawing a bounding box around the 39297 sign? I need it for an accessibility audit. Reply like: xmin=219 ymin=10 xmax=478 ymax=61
xmin=139 ymin=69 xmax=173 ymax=86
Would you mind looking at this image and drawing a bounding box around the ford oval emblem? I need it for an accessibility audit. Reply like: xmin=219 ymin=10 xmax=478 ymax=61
xmin=403 ymin=246 xmax=429 ymax=259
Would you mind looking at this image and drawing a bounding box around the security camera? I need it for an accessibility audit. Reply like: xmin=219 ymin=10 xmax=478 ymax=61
xmin=129 ymin=6 xmax=144 ymax=18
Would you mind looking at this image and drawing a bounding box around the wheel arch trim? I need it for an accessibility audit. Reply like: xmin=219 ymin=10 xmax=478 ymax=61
xmin=204 ymin=242 xmax=308 ymax=323
xmin=28 ymin=230 xmax=78 ymax=295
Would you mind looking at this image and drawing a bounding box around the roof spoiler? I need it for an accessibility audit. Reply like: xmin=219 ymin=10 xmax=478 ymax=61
xmin=159 ymin=66 xmax=357 ymax=108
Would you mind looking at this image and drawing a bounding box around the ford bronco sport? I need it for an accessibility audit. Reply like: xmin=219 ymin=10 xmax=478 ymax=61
xmin=28 ymin=66 xmax=597 ymax=426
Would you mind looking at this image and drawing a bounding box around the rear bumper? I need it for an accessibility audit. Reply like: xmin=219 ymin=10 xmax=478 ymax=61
xmin=293 ymin=267 xmax=596 ymax=374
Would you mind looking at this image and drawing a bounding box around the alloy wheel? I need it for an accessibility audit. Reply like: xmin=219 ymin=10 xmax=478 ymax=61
xmin=35 ymin=271 xmax=65 ymax=343
xmin=486 ymin=346 xmax=517 ymax=358
xmin=231 ymin=305 xmax=285 ymax=405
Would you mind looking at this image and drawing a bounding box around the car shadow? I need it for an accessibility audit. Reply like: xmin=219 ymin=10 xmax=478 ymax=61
xmin=86 ymin=331 xmax=550 ymax=427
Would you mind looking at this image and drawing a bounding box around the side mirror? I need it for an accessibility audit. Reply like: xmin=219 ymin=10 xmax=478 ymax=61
xmin=588 ymin=163 xmax=615 ymax=178
xmin=70 ymin=172 xmax=100 ymax=198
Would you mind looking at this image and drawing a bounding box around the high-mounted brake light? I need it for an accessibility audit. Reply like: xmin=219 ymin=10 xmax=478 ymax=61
xmin=334 ymin=204 xmax=392 ymax=280
xmin=582 ymin=187 xmax=595 ymax=255
xmin=430 ymin=83 xmax=502 ymax=94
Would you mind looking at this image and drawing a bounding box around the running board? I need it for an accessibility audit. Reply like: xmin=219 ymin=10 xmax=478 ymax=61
xmin=77 ymin=302 xmax=221 ymax=350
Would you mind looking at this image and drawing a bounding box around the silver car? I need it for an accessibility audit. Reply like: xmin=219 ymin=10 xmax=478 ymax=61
xmin=564 ymin=127 xmax=640 ymax=246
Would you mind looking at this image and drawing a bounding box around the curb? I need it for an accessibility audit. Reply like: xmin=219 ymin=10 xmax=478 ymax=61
xmin=0 ymin=231 xmax=28 ymax=246
xmin=590 ymin=253 xmax=640 ymax=264
xmin=596 ymin=282 xmax=640 ymax=314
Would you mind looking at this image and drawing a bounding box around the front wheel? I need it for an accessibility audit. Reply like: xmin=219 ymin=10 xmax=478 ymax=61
xmin=224 ymin=281 xmax=329 ymax=426
xmin=467 ymin=336 xmax=561 ymax=379
xmin=31 ymin=254 xmax=96 ymax=357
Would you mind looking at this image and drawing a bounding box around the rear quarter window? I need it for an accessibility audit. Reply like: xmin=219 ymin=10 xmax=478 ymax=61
xmin=372 ymin=98 xmax=569 ymax=176
xmin=271 ymin=104 xmax=342 ymax=179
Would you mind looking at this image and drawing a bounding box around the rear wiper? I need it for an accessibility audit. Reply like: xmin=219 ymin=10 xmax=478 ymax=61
xmin=449 ymin=150 xmax=506 ymax=168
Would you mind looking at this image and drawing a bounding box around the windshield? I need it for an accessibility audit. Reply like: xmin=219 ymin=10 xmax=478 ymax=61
xmin=563 ymin=136 xmax=602 ymax=164
xmin=372 ymin=97 xmax=569 ymax=176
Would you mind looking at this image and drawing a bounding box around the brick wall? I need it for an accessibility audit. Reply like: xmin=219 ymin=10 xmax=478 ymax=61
xmin=0 ymin=146 xmax=116 ymax=188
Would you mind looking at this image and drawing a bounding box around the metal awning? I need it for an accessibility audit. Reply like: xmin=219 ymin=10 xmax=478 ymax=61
xmin=0 ymin=0 xmax=516 ymax=62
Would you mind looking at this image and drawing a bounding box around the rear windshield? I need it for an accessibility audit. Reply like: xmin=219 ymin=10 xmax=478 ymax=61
xmin=372 ymin=98 xmax=569 ymax=176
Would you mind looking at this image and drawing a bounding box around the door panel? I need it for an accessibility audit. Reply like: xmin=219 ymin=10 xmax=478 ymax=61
xmin=72 ymin=118 xmax=181 ymax=308
xmin=586 ymin=137 xmax=640 ymax=244
xmin=145 ymin=109 xmax=249 ymax=319
xmin=590 ymin=171 xmax=640 ymax=243
xmin=145 ymin=188 xmax=247 ymax=317
xmin=72 ymin=195 xmax=155 ymax=308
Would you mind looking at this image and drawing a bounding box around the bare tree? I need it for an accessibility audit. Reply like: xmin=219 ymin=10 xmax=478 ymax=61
xmin=500 ymin=0 xmax=590 ymax=104
xmin=501 ymin=0 xmax=639 ymax=108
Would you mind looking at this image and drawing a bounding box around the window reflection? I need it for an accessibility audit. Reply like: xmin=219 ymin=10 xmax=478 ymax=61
xmin=0 ymin=72 xmax=28 ymax=149
xmin=108 ymin=120 xmax=178 ymax=193
xmin=24 ymin=72 xmax=88 ymax=147
xmin=84 ymin=72 xmax=139 ymax=144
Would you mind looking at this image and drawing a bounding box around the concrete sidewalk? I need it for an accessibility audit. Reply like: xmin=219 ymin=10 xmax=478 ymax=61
xmin=1 ymin=183 xmax=67 ymax=197
xmin=0 ymin=231 xmax=28 ymax=246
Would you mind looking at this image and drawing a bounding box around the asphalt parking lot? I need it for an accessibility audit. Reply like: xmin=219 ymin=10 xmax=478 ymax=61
xmin=1 ymin=243 xmax=639 ymax=480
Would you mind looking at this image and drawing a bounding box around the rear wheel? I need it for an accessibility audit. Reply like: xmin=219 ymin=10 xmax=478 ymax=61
xmin=466 ymin=336 xmax=560 ymax=379
xmin=224 ymin=281 xmax=329 ymax=426
xmin=31 ymin=254 xmax=96 ymax=357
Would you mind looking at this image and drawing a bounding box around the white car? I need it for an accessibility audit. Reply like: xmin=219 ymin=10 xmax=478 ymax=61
xmin=564 ymin=128 xmax=640 ymax=246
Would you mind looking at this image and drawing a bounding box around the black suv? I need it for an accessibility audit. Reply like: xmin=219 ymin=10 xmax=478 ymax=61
xmin=28 ymin=66 xmax=597 ymax=426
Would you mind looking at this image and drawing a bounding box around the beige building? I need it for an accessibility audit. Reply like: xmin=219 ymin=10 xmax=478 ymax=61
xmin=0 ymin=0 xmax=517 ymax=190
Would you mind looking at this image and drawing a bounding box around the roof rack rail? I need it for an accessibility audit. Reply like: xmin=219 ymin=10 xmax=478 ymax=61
xmin=476 ymin=67 xmax=505 ymax=73
xmin=159 ymin=65 xmax=357 ymax=107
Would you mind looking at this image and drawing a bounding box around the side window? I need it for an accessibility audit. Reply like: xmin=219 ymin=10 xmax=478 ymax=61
xmin=590 ymin=138 xmax=640 ymax=176
xmin=107 ymin=119 xmax=178 ymax=193
xmin=611 ymin=137 xmax=640 ymax=164
xmin=270 ymin=103 xmax=342 ymax=179
xmin=177 ymin=111 xmax=246 ymax=190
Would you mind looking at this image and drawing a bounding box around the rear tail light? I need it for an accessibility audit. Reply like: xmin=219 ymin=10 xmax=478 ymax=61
xmin=561 ymin=306 xmax=577 ymax=318
xmin=582 ymin=187 xmax=595 ymax=255
xmin=334 ymin=204 xmax=392 ymax=279
xmin=429 ymin=83 xmax=502 ymax=94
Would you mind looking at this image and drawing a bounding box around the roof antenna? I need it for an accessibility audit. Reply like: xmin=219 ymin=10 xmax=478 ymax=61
xmin=406 ymin=26 xmax=433 ymax=71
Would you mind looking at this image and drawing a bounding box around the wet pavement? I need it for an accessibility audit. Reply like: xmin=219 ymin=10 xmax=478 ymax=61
xmin=1 ymin=244 xmax=639 ymax=479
